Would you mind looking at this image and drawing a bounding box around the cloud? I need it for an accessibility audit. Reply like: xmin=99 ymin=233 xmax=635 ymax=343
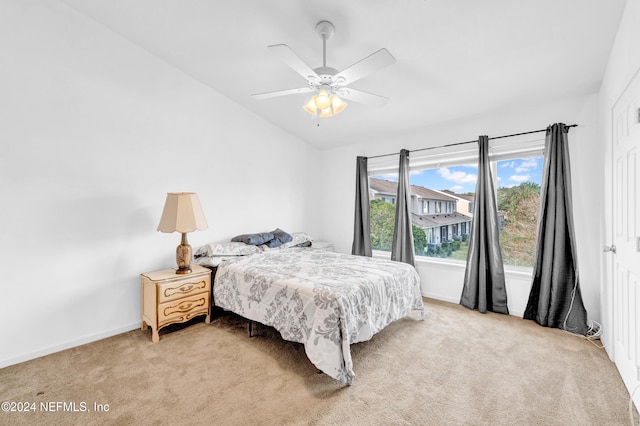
xmin=372 ymin=173 xmax=398 ymax=182
xmin=437 ymin=167 xmax=477 ymax=184
xmin=500 ymin=161 xmax=515 ymax=168
xmin=509 ymin=174 xmax=531 ymax=183
xmin=450 ymin=185 xmax=463 ymax=191
xmin=516 ymin=158 xmax=537 ymax=172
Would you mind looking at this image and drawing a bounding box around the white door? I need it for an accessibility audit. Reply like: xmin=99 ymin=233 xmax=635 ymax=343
xmin=610 ymin=67 xmax=640 ymax=406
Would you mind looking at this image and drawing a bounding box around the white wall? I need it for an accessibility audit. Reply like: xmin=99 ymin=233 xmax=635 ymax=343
xmin=318 ymin=94 xmax=603 ymax=319
xmin=0 ymin=0 xmax=319 ymax=367
xmin=599 ymin=0 xmax=640 ymax=359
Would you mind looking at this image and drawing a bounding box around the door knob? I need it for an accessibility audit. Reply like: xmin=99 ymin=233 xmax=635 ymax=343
xmin=603 ymin=245 xmax=617 ymax=253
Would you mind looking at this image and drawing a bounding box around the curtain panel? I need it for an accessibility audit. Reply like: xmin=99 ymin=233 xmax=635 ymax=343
xmin=460 ymin=136 xmax=509 ymax=314
xmin=523 ymin=123 xmax=588 ymax=335
xmin=391 ymin=149 xmax=416 ymax=266
xmin=352 ymin=156 xmax=372 ymax=257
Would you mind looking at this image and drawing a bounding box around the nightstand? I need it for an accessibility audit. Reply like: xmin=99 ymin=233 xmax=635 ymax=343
xmin=140 ymin=264 xmax=211 ymax=342
xmin=311 ymin=241 xmax=334 ymax=252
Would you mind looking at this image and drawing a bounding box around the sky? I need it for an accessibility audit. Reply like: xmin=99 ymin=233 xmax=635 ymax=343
xmin=373 ymin=156 xmax=544 ymax=194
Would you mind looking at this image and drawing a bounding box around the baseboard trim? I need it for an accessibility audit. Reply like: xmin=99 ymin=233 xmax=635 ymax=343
xmin=422 ymin=292 xmax=524 ymax=318
xmin=0 ymin=322 xmax=140 ymax=369
xmin=422 ymin=292 xmax=459 ymax=305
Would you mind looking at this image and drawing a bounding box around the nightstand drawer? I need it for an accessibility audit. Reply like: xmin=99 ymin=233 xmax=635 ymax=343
xmin=157 ymin=277 xmax=209 ymax=304
xmin=158 ymin=293 xmax=210 ymax=327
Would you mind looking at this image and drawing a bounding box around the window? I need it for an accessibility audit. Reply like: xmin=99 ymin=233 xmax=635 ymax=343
xmin=406 ymin=165 xmax=475 ymax=260
xmin=496 ymin=156 xmax=544 ymax=268
xmin=368 ymin=140 xmax=544 ymax=268
xmin=370 ymin=163 xmax=475 ymax=261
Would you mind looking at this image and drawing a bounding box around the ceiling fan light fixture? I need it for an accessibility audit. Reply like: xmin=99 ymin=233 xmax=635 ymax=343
xmin=331 ymin=94 xmax=347 ymax=114
xmin=319 ymin=107 xmax=334 ymax=118
xmin=315 ymin=89 xmax=331 ymax=110
xmin=303 ymin=96 xmax=319 ymax=115
xmin=303 ymin=91 xmax=347 ymax=118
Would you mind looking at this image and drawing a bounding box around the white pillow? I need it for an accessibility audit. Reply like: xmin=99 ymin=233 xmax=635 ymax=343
xmin=282 ymin=232 xmax=314 ymax=248
xmin=194 ymin=241 xmax=261 ymax=257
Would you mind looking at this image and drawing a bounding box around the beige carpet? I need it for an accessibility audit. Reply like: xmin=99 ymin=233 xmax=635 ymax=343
xmin=0 ymin=298 xmax=635 ymax=425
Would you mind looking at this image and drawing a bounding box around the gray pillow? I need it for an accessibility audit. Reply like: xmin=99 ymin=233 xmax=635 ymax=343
xmin=265 ymin=228 xmax=293 ymax=248
xmin=231 ymin=232 xmax=274 ymax=246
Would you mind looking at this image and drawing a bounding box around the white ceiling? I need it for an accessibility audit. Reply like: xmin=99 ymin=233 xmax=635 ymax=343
xmin=60 ymin=0 xmax=626 ymax=149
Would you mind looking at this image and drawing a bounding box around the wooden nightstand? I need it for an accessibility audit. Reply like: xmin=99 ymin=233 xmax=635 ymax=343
xmin=140 ymin=264 xmax=211 ymax=342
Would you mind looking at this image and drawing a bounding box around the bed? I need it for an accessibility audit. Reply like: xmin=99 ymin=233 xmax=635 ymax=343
xmin=196 ymin=236 xmax=424 ymax=385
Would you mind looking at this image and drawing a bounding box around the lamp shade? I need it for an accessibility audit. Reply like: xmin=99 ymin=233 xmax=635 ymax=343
xmin=315 ymin=89 xmax=331 ymax=110
xmin=157 ymin=192 xmax=208 ymax=233
xmin=303 ymin=96 xmax=318 ymax=115
xmin=331 ymin=95 xmax=347 ymax=114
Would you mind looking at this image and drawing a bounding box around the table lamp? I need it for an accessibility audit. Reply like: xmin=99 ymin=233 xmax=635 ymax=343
xmin=157 ymin=192 xmax=208 ymax=274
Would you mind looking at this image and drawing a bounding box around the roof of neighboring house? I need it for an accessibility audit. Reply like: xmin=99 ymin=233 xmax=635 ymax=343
xmin=411 ymin=185 xmax=457 ymax=202
xmin=438 ymin=189 xmax=475 ymax=203
xmin=454 ymin=193 xmax=475 ymax=203
xmin=411 ymin=212 xmax=473 ymax=228
xmin=369 ymin=178 xmax=397 ymax=196
xmin=369 ymin=178 xmax=458 ymax=202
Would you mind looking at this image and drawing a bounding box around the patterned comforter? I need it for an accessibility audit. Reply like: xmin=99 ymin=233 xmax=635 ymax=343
xmin=213 ymin=247 xmax=425 ymax=385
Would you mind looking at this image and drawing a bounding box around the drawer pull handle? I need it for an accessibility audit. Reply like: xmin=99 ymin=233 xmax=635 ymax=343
xmin=164 ymin=280 xmax=205 ymax=298
xmin=163 ymin=298 xmax=206 ymax=317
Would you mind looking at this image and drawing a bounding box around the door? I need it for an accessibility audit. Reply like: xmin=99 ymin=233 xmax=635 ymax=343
xmin=609 ymin=66 xmax=640 ymax=406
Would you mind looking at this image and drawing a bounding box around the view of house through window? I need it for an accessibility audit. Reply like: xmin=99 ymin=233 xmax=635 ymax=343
xmin=369 ymin=154 xmax=543 ymax=268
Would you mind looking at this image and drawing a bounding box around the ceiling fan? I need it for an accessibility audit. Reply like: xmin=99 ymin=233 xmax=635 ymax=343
xmin=251 ymin=20 xmax=396 ymax=118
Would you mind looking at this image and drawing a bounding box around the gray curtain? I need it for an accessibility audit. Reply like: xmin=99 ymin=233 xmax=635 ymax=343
xmin=352 ymin=156 xmax=372 ymax=257
xmin=523 ymin=123 xmax=588 ymax=335
xmin=460 ymin=136 xmax=509 ymax=314
xmin=391 ymin=149 xmax=415 ymax=266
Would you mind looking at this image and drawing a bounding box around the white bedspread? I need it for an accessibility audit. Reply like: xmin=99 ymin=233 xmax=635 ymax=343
xmin=213 ymin=248 xmax=425 ymax=385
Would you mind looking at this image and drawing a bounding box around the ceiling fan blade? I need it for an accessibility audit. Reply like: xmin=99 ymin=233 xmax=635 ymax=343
xmin=338 ymin=88 xmax=390 ymax=107
xmin=334 ymin=48 xmax=396 ymax=85
xmin=251 ymin=87 xmax=315 ymax=100
xmin=268 ymin=44 xmax=320 ymax=82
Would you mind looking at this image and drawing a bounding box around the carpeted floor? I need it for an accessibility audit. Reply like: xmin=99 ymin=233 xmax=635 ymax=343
xmin=0 ymin=298 xmax=635 ymax=425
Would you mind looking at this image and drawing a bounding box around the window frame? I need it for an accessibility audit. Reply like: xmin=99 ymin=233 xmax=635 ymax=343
xmin=367 ymin=135 xmax=545 ymax=272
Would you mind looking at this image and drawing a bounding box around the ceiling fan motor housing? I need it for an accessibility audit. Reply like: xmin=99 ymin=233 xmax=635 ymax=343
xmin=310 ymin=66 xmax=343 ymax=88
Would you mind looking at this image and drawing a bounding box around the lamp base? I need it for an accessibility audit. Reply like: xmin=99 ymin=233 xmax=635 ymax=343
xmin=175 ymin=266 xmax=192 ymax=275
xmin=175 ymin=233 xmax=193 ymax=275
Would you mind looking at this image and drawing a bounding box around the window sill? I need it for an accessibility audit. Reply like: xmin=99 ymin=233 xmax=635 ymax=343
xmin=372 ymin=250 xmax=533 ymax=279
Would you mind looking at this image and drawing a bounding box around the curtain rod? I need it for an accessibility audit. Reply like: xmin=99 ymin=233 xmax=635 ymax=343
xmin=366 ymin=124 xmax=578 ymax=160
